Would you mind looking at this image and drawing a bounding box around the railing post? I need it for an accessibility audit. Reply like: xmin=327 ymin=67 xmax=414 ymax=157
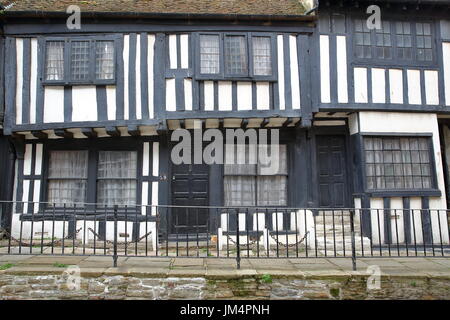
xmin=113 ymin=205 xmax=118 ymax=268
xmin=350 ymin=209 xmax=357 ymax=271
xmin=235 ymin=210 xmax=241 ymax=270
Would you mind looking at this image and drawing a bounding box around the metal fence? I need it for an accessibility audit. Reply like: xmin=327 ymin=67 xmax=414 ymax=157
xmin=0 ymin=201 xmax=449 ymax=269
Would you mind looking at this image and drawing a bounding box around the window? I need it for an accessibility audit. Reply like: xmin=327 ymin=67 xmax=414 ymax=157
xmin=44 ymin=37 xmax=116 ymax=84
xmin=199 ymin=35 xmax=220 ymax=74
xmin=47 ymin=151 xmax=88 ymax=206
xmin=396 ymin=22 xmax=412 ymax=60
xmin=70 ymin=41 xmax=90 ymax=81
xmin=353 ymin=19 xmax=434 ymax=64
xmin=97 ymin=151 xmax=138 ymax=206
xmin=46 ymin=149 xmax=138 ymax=207
xmin=224 ymin=145 xmax=288 ymax=206
xmin=197 ymin=33 xmax=275 ymax=80
xmin=416 ymin=23 xmax=433 ymax=61
xmin=354 ymin=19 xmax=372 ymax=59
xmin=252 ymin=37 xmax=272 ymax=76
xmin=224 ymin=35 xmax=248 ymax=75
xmin=45 ymin=41 xmax=65 ymax=81
xmin=364 ymin=136 xmax=435 ymax=191
xmin=96 ymin=41 xmax=115 ymax=80
xmin=375 ymin=21 xmax=392 ymax=59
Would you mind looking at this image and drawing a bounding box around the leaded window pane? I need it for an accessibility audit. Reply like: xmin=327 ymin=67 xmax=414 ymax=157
xmin=364 ymin=137 xmax=433 ymax=190
xmin=354 ymin=19 xmax=372 ymax=59
xmin=97 ymin=151 xmax=137 ymax=206
xmin=47 ymin=151 xmax=88 ymax=206
xmin=224 ymin=35 xmax=247 ymax=75
xmin=396 ymin=22 xmax=413 ymax=60
xmin=200 ymin=35 xmax=220 ymax=74
xmin=375 ymin=21 xmax=392 ymax=59
xmin=71 ymin=41 xmax=90 ymax=81
xmin=45 ymin=41 xmax=65 ymax=81
xmin=95 ymin=41 xmax=115 ymax=80
xmin=252 ymin=37 xmax=272 ymax=76
xmin=416 ymin=23 xmax=433 ymax=61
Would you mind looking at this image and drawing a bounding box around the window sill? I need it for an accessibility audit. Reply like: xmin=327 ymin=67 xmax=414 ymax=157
xmin=364 ymin=189 xmax=442 ymax=198
xmin=42 ymin=80 xmax=117 ymax=86
xmin=194 ymin=75 xmax=277 ymax=82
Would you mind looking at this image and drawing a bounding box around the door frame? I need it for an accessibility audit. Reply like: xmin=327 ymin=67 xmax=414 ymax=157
xmin=310 ymin=126 xmax=354 ymax=209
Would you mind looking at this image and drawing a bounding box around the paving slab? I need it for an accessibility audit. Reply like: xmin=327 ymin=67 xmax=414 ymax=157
xmin=0 ymin=255 xmax=34 ymax=263
xmin=172 ymin=258 xmax=205 ymax=267
xmin=377 ymin=267 xmax=429 ymax=278
xmin=426 ymin=258 xmax=450 ymax=267
xmin=24 ymin=256 xmax=87 ymax=265
xmin=399 ymin=261 xmax=449 ymax=271
xmin=289 ymin=258 xmax=333 ymax=264
xmin=4 ymin=265 xmax=68 ymax=275
xmin=248 ymin=259 xmax=296 ymax=270
xmin=358 ymin=258 xmax=405 ymax=267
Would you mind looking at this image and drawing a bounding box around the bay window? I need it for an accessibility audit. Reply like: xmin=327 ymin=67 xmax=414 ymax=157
xmin=363 ymin=136 xmax=437 ymax=192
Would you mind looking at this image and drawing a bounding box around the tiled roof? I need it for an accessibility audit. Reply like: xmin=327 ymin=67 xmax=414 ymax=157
xmin=0 ymin=0 xmax=313 ymax=17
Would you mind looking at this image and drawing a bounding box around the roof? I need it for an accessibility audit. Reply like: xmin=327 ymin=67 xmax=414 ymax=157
xmin=0 ymin=0 xmax=315 ymax=20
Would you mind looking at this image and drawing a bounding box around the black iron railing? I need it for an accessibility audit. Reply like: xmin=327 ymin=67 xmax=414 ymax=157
xmin=0 ymin=201 xmax=449 ymax=269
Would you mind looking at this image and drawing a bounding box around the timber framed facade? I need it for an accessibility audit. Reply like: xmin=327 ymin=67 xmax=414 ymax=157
xmin=0 ymin=0 xmax=449 ymax=248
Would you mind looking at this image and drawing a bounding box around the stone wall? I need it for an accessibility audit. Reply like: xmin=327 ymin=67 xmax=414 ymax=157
xmin=0 ymin=273 xmax=449 ymax=300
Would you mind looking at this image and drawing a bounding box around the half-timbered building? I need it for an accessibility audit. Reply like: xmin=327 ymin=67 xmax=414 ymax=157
xmin=0 ymin=0 xmax=449 ymax=250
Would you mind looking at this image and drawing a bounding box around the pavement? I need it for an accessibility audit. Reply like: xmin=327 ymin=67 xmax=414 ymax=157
xmin=0 ymin=255 xmax=449 ymax=279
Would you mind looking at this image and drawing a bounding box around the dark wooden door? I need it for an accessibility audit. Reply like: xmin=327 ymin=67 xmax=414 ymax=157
xmin=171 ymin=163 xmax=209 ymax=234
xmin=316 ymin=135 xmax=349 ymax=208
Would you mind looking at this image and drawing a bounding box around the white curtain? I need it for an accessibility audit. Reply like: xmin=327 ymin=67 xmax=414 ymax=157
xmin=224 ymin=145 xmax=288 ymax=207
xmin=45 ymin=41 xmax=64 ymax=81
xmin=97 ymin=151 xmax=137 ymax=206
xmin=47 ymin=151 xmax=88 ymax=206
xmin=96 ymin=41 xmax=115 ymax=80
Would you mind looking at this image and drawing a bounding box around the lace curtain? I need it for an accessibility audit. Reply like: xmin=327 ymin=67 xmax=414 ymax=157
xmin=47 ymin=151 xmax=88 ymax=206
xmin=224 ymin=145 xmax=288 ymax=206
xmin=97 ymin=151 xmax=137 ymax=206
xmin=45 ymin=41 xmax=64 ymax=81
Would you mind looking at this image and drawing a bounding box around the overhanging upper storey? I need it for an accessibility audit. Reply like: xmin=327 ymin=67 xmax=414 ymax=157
xmin=0 ymin=0 xmax=317 ymax=138
xmin=316 ymin=0 xmax=450 ymax=114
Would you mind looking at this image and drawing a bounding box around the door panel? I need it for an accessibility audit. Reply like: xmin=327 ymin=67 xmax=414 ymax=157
xmin=316 ymin=135 xmax=349 ymax=208
xmin=171 ymin=163 xmax=209 ymax=234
